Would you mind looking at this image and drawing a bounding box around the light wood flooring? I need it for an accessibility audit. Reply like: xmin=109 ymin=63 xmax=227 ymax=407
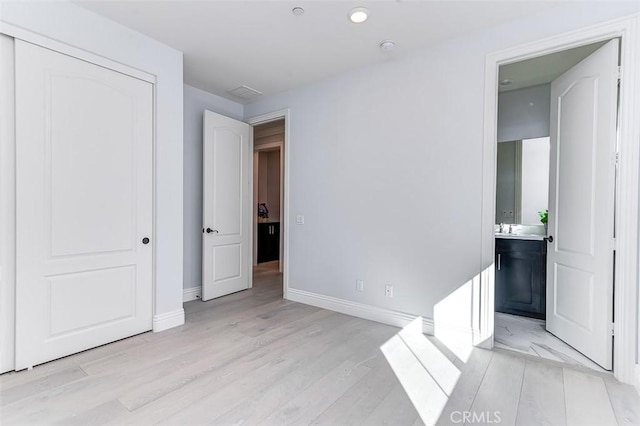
xmin=1 ymin=265 xmax=639 ymax=425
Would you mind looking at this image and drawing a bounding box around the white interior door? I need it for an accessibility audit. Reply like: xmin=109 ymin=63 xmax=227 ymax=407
xmin=202 ymin=110 xmax=252 ymax=301
xmin=15 ymin=40 xmax=153 ymax=370
xmin=546 ymin=39 xmax=618 ymax=370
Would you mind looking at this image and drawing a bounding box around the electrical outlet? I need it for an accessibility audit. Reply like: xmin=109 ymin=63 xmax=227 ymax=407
xmin=385 ymin=284 xmax=393 ymax=297
xmin=356 ymin=280 xmax=364 ymax=292
xmin=296 ymin=215 xmax=305 ymax=225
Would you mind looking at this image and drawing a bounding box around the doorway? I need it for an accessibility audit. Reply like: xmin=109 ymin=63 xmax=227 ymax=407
xmin=481 ymin=17 xmax=640 ymax=384
xmin=248 ymin=110 xmax=290 ymax=299
xmin=253 ymin=119 xmax=284 ymax=274
xmin=493 ymin=39 xmax=617 ymax=372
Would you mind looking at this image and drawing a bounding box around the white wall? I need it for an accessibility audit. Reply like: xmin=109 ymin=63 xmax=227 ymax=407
xmin=498 ymin=84 xmax=550 ymax=143
xmin=245 ymin=2 xmax=640 ymax=324
xmin=183 ymin=84 xmax=243 ymax=291
xmin=0 ymin=2 xmax=185 ymax=325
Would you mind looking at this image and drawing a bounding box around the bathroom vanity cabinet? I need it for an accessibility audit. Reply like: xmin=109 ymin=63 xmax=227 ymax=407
xmin=258 ymin=222 xmax=280 ymax=263
xmin=495 ymin=237 xmax=547 ymax=319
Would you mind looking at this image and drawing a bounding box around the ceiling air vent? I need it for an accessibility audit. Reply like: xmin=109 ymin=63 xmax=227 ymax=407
xmin=227 ymin=85 xmax=263 ymax=100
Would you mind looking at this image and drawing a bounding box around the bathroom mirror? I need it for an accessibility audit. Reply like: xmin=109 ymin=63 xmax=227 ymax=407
xmin=495 ymin=137 xmax=550 ymax=225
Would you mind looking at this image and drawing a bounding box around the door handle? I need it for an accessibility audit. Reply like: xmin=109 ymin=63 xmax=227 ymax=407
xmin=544 ymin=235 xmax=554 ymax=243
xmin=206 ymin=228 xmax=218 ymax=234
xmin=497 ymin=253 xmax=501 ymax=271
xmin=142 ymin=237 xmax=150 ymax=244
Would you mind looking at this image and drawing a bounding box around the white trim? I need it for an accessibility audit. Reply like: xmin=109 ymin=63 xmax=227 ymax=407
xmin=0 ymin=22 xmax=156 ymax=84
xmin=248 ymin=124 xmax=254 ymax=290
xmin=252 ymin=151 xmax=259 ymax=266
xmin=287 ymin=288 xmax=434 ymax=335
xmin=634 ymin=364 xmax=640 ymax=395
xmin=247 ymin=109 xmax=290 ymax=299
xmin=153 ymin=308 xmax=185 ymax=332
xmin=183 ymin=286 xmax=201 ymax=302
xmin=481 ymin=15 xmax=640 ymax=384
xmin=0 ymin=34 xmax=16 ymax=374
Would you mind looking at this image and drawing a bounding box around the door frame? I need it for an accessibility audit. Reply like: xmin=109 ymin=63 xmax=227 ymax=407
xmin=480 ymin=16 xmax=639 ymax=384
xmin=247 ymin=109 xmax=290 ymax=299
xmin=0 ymin=27 xmax=157 ymax=373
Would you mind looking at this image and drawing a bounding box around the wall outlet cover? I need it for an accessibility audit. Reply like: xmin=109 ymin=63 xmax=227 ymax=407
xmin=385 ymin=284 xmax=393 ymax=297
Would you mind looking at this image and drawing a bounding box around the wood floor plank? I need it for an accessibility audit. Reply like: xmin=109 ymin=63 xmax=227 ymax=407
xmin=563 ymin=368 xmax=617 ymax=426
xmin=0 ymin=365 xmax=87 ymax=406
xmin=516 ymin=359 xmax=566 ymax=426
xmin=380 ymin=334 xmax=449 ymax=426
xmin=362 ymin=383 xmax=420 ymax=426
xmin=604 ymin=378 xmax=640 ymax=425
xmin=437 ymin=348 xmax=493 ymax=426
xmin=205 ymin=320 xmax=395 ymax=426
xmin=117 ymin=309 xmax=336 ymax=411
xmin=120 ymin=313 xmax=367 ymax=425
xmin=260 ymin=359 xmax=372 ymax=425
xmin=467 ymin=350 xmax=525 ymax=426
xmin=310 ymin=355 xmax=398 ymax=426
xmin=235 ymin=301 xmax=322 ymax=337
xmin=54 ymin=399 xmax=130 ymax=426
xmin=0 ymin=332 xmax=149 ymax=389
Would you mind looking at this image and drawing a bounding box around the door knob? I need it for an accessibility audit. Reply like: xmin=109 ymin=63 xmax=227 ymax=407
xmin=206 ymin=228 xmax=218 ymax=234
xmin=544 ymin=235 xmax=554 ymax=243
xmin=142 ymin=237 xmax=150 ymax=244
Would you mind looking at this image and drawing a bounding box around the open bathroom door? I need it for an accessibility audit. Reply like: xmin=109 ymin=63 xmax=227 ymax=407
xmin=546 ymin=39 xmax=618 ymax=370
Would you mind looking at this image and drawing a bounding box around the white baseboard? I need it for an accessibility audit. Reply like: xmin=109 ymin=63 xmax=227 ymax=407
xmin=286 ymin=288 xmax=434 ymax=334
xmin=183 ymin=286 xmax=201 ymax=302
xmin=153 ymin=308 xmax=185 ymax=332
xmin=634 ymin=364 xmax=640 ymax=395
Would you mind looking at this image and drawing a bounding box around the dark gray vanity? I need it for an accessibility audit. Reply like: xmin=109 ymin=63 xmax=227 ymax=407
xmin=495 ymin=232 xmax=547 ymax=319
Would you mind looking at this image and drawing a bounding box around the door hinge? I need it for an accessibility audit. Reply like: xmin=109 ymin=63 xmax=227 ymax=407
xmin=611 ymin=323 xmax=615 ymax=336
xmin=617 ymin=66 xmax=622 ymax=82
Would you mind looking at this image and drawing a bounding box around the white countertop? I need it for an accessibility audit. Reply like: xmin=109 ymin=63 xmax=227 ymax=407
xmin=495 ymin=233 xmax=545 ymax=241
xmin=258 ymin=219 xmax=280 ymax=223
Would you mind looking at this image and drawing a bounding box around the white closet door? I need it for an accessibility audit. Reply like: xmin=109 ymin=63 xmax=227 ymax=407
xmin=14 ymin=40 xmax=153 ymax=370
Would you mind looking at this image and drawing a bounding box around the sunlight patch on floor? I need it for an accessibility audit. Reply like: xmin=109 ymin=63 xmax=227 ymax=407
xmin=381 ymin=317 xmax=461 ymax=426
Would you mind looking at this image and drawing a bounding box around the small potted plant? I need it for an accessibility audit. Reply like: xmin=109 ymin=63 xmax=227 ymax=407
xmin=538 ymin=210 xmax=548 ymax=234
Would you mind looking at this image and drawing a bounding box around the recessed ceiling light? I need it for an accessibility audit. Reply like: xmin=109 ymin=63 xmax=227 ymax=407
xmin=292 ymin=7 xmax=304 ymax=16
xmin=379 ymin=40 xmax=395 ymax=51
xmin=499 ymin=79 xmax=513 ymax=86
xmin=348 ymin=7 xmax=369 ymax=23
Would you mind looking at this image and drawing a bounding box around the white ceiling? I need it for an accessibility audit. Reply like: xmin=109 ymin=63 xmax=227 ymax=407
xmin=498 ymin=40 xmax=608 ymax=92
xmin=77 ymin=0 xmax=562 ymax=104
